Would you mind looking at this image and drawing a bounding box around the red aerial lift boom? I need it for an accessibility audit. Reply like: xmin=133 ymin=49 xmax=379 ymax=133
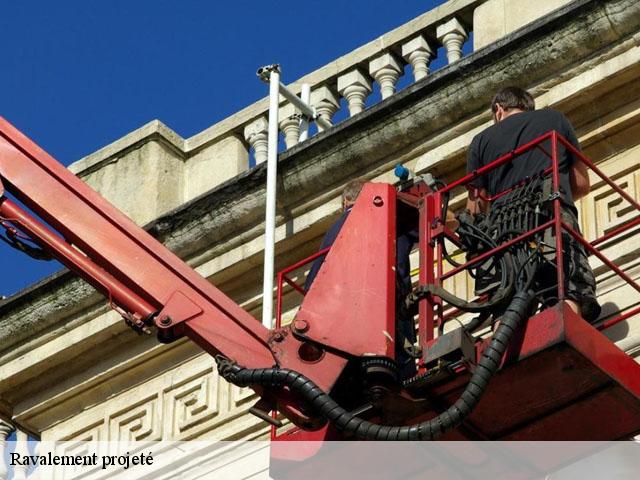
xmin=1 ymin=116 xmax=640 ymax=442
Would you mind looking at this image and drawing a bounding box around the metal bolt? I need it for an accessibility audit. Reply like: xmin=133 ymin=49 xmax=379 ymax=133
xmin=159 ymin=316 xmax=172 ymax=326
xmin=273 ymin=332 xmax=285 ymax=342
xmin=293 ymin=319 xmax=309 ymax=333
xmin=373 ymin=196 xmax=384 ymax=207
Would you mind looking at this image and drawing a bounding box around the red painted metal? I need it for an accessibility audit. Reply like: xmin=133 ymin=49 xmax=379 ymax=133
xmin=464 ymin=303 xmax=640 ymax=439
xmin=431 ymin=130 xmax=640 ymax=335
xmin=294 ymin=183 xmax=397 ymax=357
xmin=275 ymin=271 xmax=284 ymax=329
xmin=0 ymin=197 xmax=157 ymax=321
xmin=558 ymin=134 xmax=640 ymax=211
xmin=271 ymin=129 xmax=640 ymax=441
xmin=440 ymin=221 xmax=553 ymax=281
xmin=275 ymin=246 xmax=332 ymax=326
xmin=405 ymin=130 xmax=640 ymax=441
xmin=551 ymin=131 xmax=566 ymax=300
xmin=419 ymin=193 xmax=435 ymax=345
xmin=598 ymin=304 xmax=640 ymax=331
xmin=441 ymin=131 xmax=553 ymax=194
xmin=0 ymin=117 xmax=275 ymax=366
xmin=283 ymin=276 xmax=305 ymax=295
xmin=484 ymin=166 xmax=554 ymax=202
xmin=281 ymin=247 xmax=331 ymax=277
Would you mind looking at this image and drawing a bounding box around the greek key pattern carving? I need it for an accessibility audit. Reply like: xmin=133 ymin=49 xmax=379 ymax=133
xmin=583 ymin=166 xmax=640 ymax=240
xmin=164 ymin=367 xmax=220 ymax=438
xmin=108 ymin=394 xmax=162 ymax=443
xmin=59 ymin=356 xmax=261 ymax=442
xmin=57 ymin=423 xmax=105 ymax=479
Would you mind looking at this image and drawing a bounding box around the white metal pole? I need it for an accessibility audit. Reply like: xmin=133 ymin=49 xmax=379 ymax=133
xmin=278 ymin=81 xmax=332 ymax=131
xmin=299 ymin=83 xmax=310 ymax=142
xmin=261 ymin=65 xmax=280 ymax=328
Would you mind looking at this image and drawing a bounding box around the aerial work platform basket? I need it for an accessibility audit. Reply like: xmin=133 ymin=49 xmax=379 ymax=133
xmin=273 ymin=131 xmax=640 ymax=441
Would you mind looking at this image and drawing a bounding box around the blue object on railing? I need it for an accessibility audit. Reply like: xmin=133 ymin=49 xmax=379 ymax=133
xmin=394 ymin=164 xmax=410 ymax=181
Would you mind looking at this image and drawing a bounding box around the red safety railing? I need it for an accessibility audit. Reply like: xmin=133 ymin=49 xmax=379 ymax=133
xmin=275 ymin=247 xmax=330 ymax=329
xmin=271 ymin=246 xmax=330 ymax=439
xmin=423 ymin=131 xmax=640 ymax=341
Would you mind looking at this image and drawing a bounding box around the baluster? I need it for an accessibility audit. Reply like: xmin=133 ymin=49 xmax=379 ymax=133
xmin=0 ymin=421 xmax=15 ymax=480
xmin=436 ymin=17 xmax=468 ymax=64
xmin=243 ymin=116 xmax=269 ymax=164
xmin=279 ymin=104 xmax=301 ymax=149
xmin=369 ymin=52 xmax=404 ymax=99
xmin=12 ymin=429 xmax=28 ymax=480
xmin=311 ymin=86 xmax=340 ymax=131
xmin=337 ymin=69 xmax=373 ymax=116
xmin=26 ymin=440 xmax=44 ymax=480
xmin=402 ymin=35 xmax=434 ymax=81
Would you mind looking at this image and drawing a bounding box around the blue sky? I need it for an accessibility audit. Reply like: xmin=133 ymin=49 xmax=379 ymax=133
xmin=0 ymin=0 xmax=450 ymax=298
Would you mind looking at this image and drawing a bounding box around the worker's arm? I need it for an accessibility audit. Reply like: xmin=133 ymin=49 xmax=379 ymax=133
xmin=444 ymin=187 xmax=488 ymax=231
xmin=561 ymin=112 xmax=590 ymax=200
xmin=570 ymin=158 xmax=590 ymax=200
xmin=466 ymin=186 xmax=489 ymax=215
xmin=445 ymin=209 xmax=459 ymax=230
xmin=463 ymin=136 xmax=490 ymax=221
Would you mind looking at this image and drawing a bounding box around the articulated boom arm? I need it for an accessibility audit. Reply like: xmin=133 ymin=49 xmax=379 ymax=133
xmin=0 ymin=117 xmax=347 ymax=408
xmin=0 ymin=118 xmax=273 ymax=362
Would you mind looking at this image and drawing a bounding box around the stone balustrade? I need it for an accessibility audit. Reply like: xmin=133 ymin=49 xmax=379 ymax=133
xmin=240 ymin=0 xmax=481 ymax=164
xmin=66 ymin=1 xmax=485 ymax=220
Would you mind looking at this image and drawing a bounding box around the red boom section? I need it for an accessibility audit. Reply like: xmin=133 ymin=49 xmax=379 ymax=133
xmin=295 ymin=183 xmax=397 ymax=357
xmin=0 ymin=116 xmax=275 ymax=368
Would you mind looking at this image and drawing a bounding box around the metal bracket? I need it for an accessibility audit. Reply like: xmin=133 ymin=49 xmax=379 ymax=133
xmin=155 ymin=290 xmax=204 ymax=342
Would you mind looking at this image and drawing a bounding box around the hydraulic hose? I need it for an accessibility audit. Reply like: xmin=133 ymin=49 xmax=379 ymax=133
xmin=217 ymin=290 xmax=533 ymax=440
xmin=406 ymin=281 xmax=512 ymax=313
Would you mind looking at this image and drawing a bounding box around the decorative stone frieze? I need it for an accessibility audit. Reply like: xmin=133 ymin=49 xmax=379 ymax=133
xmin=436 ymin=17 xmax=468 ymax=63
xmin=243 ymin=116 xmax=269 ymax=164
xmin=337 ymin=68 xmax=373 ymax=116
xmin=402 ymin=35 xmax=434 ymax=81
xmin=369 ymin=52 xmax=404 ymax=99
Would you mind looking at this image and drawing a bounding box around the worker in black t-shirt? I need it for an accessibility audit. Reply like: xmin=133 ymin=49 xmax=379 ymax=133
xmin=465 ymin=86 xmax=601 ymax=322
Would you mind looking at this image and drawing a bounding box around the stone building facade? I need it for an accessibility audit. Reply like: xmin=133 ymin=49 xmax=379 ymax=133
xmin=1 ymin=0 xmax=639 ymax=477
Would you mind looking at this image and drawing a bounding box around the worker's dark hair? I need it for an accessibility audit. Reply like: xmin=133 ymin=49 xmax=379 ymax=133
xmin=342 ymin=179 xmax=365 ymax=206
xmin=491 ymin=87 xmax=535 ymax=113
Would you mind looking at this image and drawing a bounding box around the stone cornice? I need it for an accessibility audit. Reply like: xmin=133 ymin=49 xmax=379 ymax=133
xmin=68 ymin=120 xmax=186 ymax=177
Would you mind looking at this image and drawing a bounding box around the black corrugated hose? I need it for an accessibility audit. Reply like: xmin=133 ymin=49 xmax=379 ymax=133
xmin=216 ymin=289 xmax=533 ymax=441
